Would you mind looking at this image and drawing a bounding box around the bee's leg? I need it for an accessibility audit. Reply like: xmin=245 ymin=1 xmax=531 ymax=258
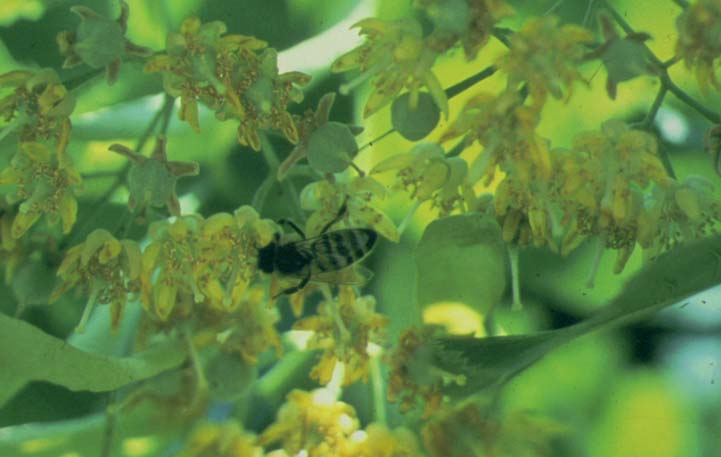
xmin=276 ymin=269 xmax=312 ymax=297
xmin=278 ymin=219 xmax=306 ymax=239
xmin=319 ymin=197 xmax=349 ymax=234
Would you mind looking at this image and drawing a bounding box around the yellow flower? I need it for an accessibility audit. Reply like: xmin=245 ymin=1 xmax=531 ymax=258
xmin=441 ymin=90 xmax=550 ymax=184
xmin=294 ymin=293 xmax=388 ymax=385
xmin=178 ymin=421 xmax=263 ymax=457
xmin=340 ymin=423 xmax=424 ymax=457
xmin=497 ymin=16 xmax=593 ymax=109
xmin=51 ymin=229 xmax=142 ymax=332
xmin=259 ymin=389 xmax=359 ymax=456
xmin=0 ymin=69 xmax=74 ymax=147
xmin=676 ymin=0 xmax=721 ymax=92
xmin=0 ymin=142 xmax=81 ymax=238
xmin=332 ymin=18 xmax=448 ymax=118
xmin=387 ymin=327 xmax=444 ymax=415
xmin=422 ymin=399 xmax=564 ymax=457
xmin=212 ymin=286 xmax=282 ymax=364
xmin=371 ymin=142 xmax=471 ymax=216
xmin=145 ymin=17 xmax=308 ymax=150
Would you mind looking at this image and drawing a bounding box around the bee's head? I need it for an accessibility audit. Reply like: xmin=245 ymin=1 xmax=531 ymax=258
xmin=257 ymin=233 xmax=280 ymax=273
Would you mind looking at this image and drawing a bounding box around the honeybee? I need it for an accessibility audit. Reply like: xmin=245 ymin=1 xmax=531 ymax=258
xmin=257 ymin=208 xmax=378 ymax=296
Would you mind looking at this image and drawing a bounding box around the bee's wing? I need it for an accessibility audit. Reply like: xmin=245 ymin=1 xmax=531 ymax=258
xmin=306 ymin=229 xmax=378 ymax=272
xmin=309 ymin=265 xmax=374 ymax=285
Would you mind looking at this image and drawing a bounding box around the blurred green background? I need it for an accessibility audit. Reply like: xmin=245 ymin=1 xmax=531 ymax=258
xmin=1 ymin=0 xmax=720 ymax=456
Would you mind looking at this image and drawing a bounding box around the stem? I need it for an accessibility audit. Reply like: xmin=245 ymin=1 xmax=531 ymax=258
xmin=100 ymin=391 xmax=118 ymax=457
xmin=75 ymin=286 xmax=99 ymax=333
xmin=508 ymin=245 xmax=522 ymax=311
xmin=665 ymin=78 xmax=721 ymax=124
xmin=258 ymin=133 xmax=305 ymax=221
xmin=370 ymin=354 xmax=387 ymax=424
xmin=639 ymin=86 xmax=667 ymax=130
xmin=585 ymin=238 xmax=605 ymax=289
xmin=445 ymin=65 xmax=497 ymax=99
xmin=397 ymin=199 xmax=422 ymax=236
xmin=358 ymin=128 xmax=394 ymax=153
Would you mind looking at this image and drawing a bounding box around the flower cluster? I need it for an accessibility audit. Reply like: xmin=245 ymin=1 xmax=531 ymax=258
xmin=140 ymin=206 xmax=275 ymax=321
xmin=0 ymin=69 xmax=74 ymax=146
xmin=676 ymin=0 xmax=721 ymax=92
xmin=260 ymin=389 xmax=423 ymax=457
xmin=370 ymin=142 xmax=471 ymax=216
xmin=294 ymin=292 xmax=387 ymax=385
xmin=422 ymin=400 xmax=563 ymax=457
xmin=441 ymin=90 xmax=549 ymax=183
xmin=178 ymin=421 xmax=264 ymax=457
xmin=556 ymin=120 xmax=672 ymax=272
xmin=387 ymin=327 xmax=445 ymax=415
xmin=0 ymin=142 xmax=81 ymax=238
xmin=497 ymin=16 xmax=593 ymax=109
xmin=332 ymin=18 xmax=448 ymax=118
xmin=333 ymin=1 xmax=514 ymax=118
xmin=51 ymin=229 xmax=141 ymax=332
xmin=145 ymin=17 xmax=309 ymax=150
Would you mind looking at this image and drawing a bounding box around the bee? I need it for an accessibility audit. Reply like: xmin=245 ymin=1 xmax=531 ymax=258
xmin=257 ymin=206 xmax=378 ymax=296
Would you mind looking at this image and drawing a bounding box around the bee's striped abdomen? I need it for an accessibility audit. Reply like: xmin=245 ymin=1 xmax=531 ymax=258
xmin=312 ymin=229 xmax=377 ymax=272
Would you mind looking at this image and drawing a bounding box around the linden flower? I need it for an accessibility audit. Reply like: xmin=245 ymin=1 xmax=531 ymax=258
xmin=140 ymin=215 xmax=204 ymax=320
xmin=441 ymin=90 xmax=550 ymax=183
xmin=638 ymin=177 xmax=721 ymax=259
xmin=51 ymin=229 xmax=142 ymax=332
xmin=259 ymin=389 xmax=360 ymax=457
xmin=676 ymin=0 xmax=721 ymax=92
xmin=140 ymin=206 xmax=275 ymax=321
xmin=493 ymin=173 xmax=555 ymax=249
xmin=497 ymin=16 xmax=593 ymax=109
xmin=0 ymin=142 xmax=81 ymax=238
xmin=192 ymin=207 xmax=275 ymax=312
xmin=0 ymin=69 xmax=74 ymax=146
xmin=57 ymin=1 xmax=152 ymax=85
xmin=387 ymin=327 xmax=444 ymax=415
xmin=294 ymin=293 xmax=388 ymax=385
xmin=300 ymin=177 xmax=400 ymax=242
xmin=422 ymin=400 xmax=564 ymax=457
xmin=415 ymin=0 xmax=514 ymax=59
xmin=208 ymin=286 xmax=282 ymax=364
xmin=145 ymin=17 xmax=309 ymax=150
xmin=340 ymin=423 xmax=424 ymax=457
xmin=332 ymin=17 xmax=448 ymax=118
xmin=370 ymin=142 xmax=471 ymax=216
xmin=178 ymin=421 xmax=263 ymax=457
xmin=557 ymin=120 xmax=672 ymax=272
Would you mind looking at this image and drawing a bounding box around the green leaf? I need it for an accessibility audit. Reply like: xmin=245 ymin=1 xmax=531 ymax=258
xmin=416 ymin=213 xmax=506 ymax=314
xmin=0 ymin=313 xmax=186 ymax=407
xmin=391 ymin=92 xmax=440 ymax=141
xmin=430 ymin=235 xmax=721 ymax=396
xmin=306 ymin=121 xmax=358 ymax=174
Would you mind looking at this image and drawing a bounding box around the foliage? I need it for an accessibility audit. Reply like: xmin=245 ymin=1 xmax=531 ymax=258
xmin=1 ymin=0 xmax=721 ymax=456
